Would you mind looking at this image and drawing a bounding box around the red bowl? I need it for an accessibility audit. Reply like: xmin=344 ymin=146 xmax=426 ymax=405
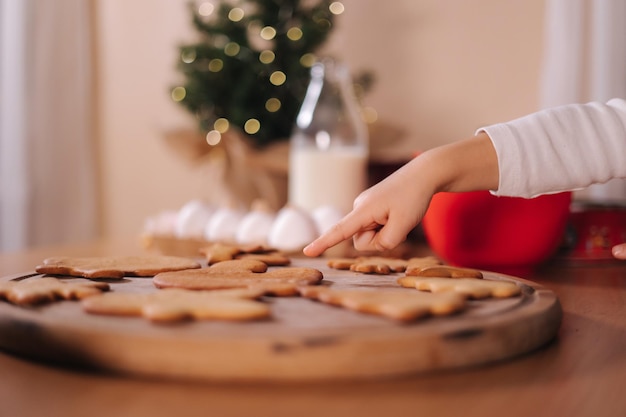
xmin=422 ymin=191 xmax=572 ymax=275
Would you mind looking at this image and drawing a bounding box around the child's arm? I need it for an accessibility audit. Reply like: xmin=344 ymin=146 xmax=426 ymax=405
xmin=304 ymin=99 xmax=626 ymax=259
xmin=483 ymin=99 xmax=626 ymax=198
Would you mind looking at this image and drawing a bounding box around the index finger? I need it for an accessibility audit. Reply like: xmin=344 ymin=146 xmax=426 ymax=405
xmin=302 ymin=211 xmax=373 ymax=257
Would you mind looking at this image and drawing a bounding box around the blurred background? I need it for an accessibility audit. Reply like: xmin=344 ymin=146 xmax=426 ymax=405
xmin=1 ymin=0 xmax=623 ymax=252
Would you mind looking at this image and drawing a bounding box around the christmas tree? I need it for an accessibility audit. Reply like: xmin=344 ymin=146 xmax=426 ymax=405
xmin=172 ymin=0 xmax=347 ymax=148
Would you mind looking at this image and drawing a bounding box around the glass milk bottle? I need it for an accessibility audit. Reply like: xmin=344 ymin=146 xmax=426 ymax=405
xmin=288 ymin=59 xmax=369 ymax=215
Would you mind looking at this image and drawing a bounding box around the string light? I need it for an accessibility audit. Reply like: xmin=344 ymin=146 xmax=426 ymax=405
xmin=265 ymin=98 xmax=281 ymax=112
xmin=287 ymin=27 xmax=303 ymax=41
xmin=206 ymin=130 xmax=221 ymax=145
xmin=244 ymin=119 xmax=261 ymax=134
xmin=228 ymin=7 xmax=244 ymax=22
xmin=174 ymin=1 xmax=348 ymax=147
xmin=224 ymin=42 xmax=240 ymax=56
xmin=313 ymin=11 xmax=332 ymax=29
xmin=316 ymin=18 xmax=331 ymax=29
xmin=299 ymin=53 xmax=316 ymax=67
xmin=260 ymin=26 xmax=276 ymax=40
xmin=259 ymin=50 xmax=275 ymax=64
xmin=269 ymin=71 xmax=286 ymax=86
xmin=208 ymin=59 xmax=224 ymax=72
xmin=198 ymin=2 xmax=214 ymax=16
xmin=181 ymin=49 xmax=196 ymax=64
xmin=329 ymin=2 xmax=345 ymax=15
xmin=171 ymin=86 xmax=186 ymax=101
xmin=214 ymin=118 xmax=229 ymax=133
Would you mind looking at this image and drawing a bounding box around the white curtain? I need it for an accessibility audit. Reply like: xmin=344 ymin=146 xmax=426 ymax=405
xmin=540 ymin=0 xmax=626 ymax=204
xmin=0 ymin=0 xmax=98 ymax=251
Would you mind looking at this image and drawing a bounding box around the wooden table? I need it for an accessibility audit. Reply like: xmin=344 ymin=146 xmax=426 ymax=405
xmin=0 ymin=239 xmax=625 ymax=417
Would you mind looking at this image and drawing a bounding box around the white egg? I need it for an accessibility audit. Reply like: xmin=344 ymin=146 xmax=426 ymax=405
xmin=268 ymin=205 xmax=318 ymax=252
xmin=144 ymin=210 xmax=178 ymax=236
xmin=236 ymin=209 xmax=275 ymax=245
xmin=204 ymin=207 xmax=245 ymax=243
xmin=311 ymin=205 xmax=345 ymax=235
xmin=174 ymin=200 xmax=215 ymax=239
xmin=156 ymin=210 xmax=178 ymax=236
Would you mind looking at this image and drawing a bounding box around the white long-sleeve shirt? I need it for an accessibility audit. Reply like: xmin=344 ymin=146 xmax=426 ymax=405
xmin=478 ymin=99 xmax=626 ymax=198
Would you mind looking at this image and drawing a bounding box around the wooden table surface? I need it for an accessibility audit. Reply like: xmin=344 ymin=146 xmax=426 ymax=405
xmin=0 ymin=239 xmax=625 ymax=417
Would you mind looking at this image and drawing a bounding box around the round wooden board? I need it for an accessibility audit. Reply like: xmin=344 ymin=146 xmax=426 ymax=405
xmin=0 ymin=258 xmax=561 ymax=382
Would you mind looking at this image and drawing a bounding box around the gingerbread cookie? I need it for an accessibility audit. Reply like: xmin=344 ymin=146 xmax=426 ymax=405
xmin=405 ymin=264 xmax=483 ymax=279
xmin=153 ymin=259 xmax=323 ymax=296
xmin=298 ymin=286 xmax=466 ymax=321
xmin=199 ymin=243 xmax=291 ymax=266
xmin=35 ymin=256 xmax=201 ymax=279
xmin=82 ymin=288 xmax=270 ymax=322
xmin=0 ymin=277 xmax=109 ymax=306
xmin=327 ymin=257 xmax=406 ymax=274
xmin=326 ymin=258 xmax=357 ymax=270
xmin=199 ymin=242 xmax=243 ymax=264
xmin=398 ymin=276 xmax=521 ymax=299
xmin=405 ymin=256 xmax=444 ymax=273
xmin=235 ymin=252 xmax=291 ymax=266
xmin=328 ymin=256 xmax=442 ymax=275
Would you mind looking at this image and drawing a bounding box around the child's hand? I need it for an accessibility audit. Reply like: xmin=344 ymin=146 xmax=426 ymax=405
xmin=303 ymin=160 xmax=432 ymax=257
xmin=612 ymin=243 xmax=626 ymax=259
xmin=303 ymin=133 xmax=499 ymax=257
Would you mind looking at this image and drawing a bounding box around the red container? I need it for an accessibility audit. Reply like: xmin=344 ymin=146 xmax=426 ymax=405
xmin=422 ymin=191 xmax=572 ymax=276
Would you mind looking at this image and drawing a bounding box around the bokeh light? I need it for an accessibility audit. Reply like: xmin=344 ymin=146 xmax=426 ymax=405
xmin=260 ymin=26 xmax=276 ymax=40
xmin=214 ymin=118 xmax=229 ymax=133
xmin=314 ymin=17 xmax=331 ymax=29
xmin=265 ymin=98 xmax=281 ymax=112
xmin=287 ymin=27 xmax=303 ymax=41
xmin=224 ymin=42 xmax=240 ymax=56
xmin=206 ymin=130 xmax=222 ymax=146
xmin=171 ymin=86 xmax=186 ymax=102
xmin=259 ymin=50 xmax=275 ymax=64
xmin=181 ymin=49 xmax=196 ymax=64
xmin=244 ymin=119 xmax=261 ymax=134
xmin=299 ymin=53 xmax=316 ymax=67
xmin=228 ymin=7 xmax=244 ymax=22
xmin=269 ymin=71 xmax=286 ymax=86
xmin=198 ymin=2 xmax=214 ymax=16
xmin=208 ymin=59 xmax=224 ymax=72
xmin=329 ymin=2 xmax=345 ymax=15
